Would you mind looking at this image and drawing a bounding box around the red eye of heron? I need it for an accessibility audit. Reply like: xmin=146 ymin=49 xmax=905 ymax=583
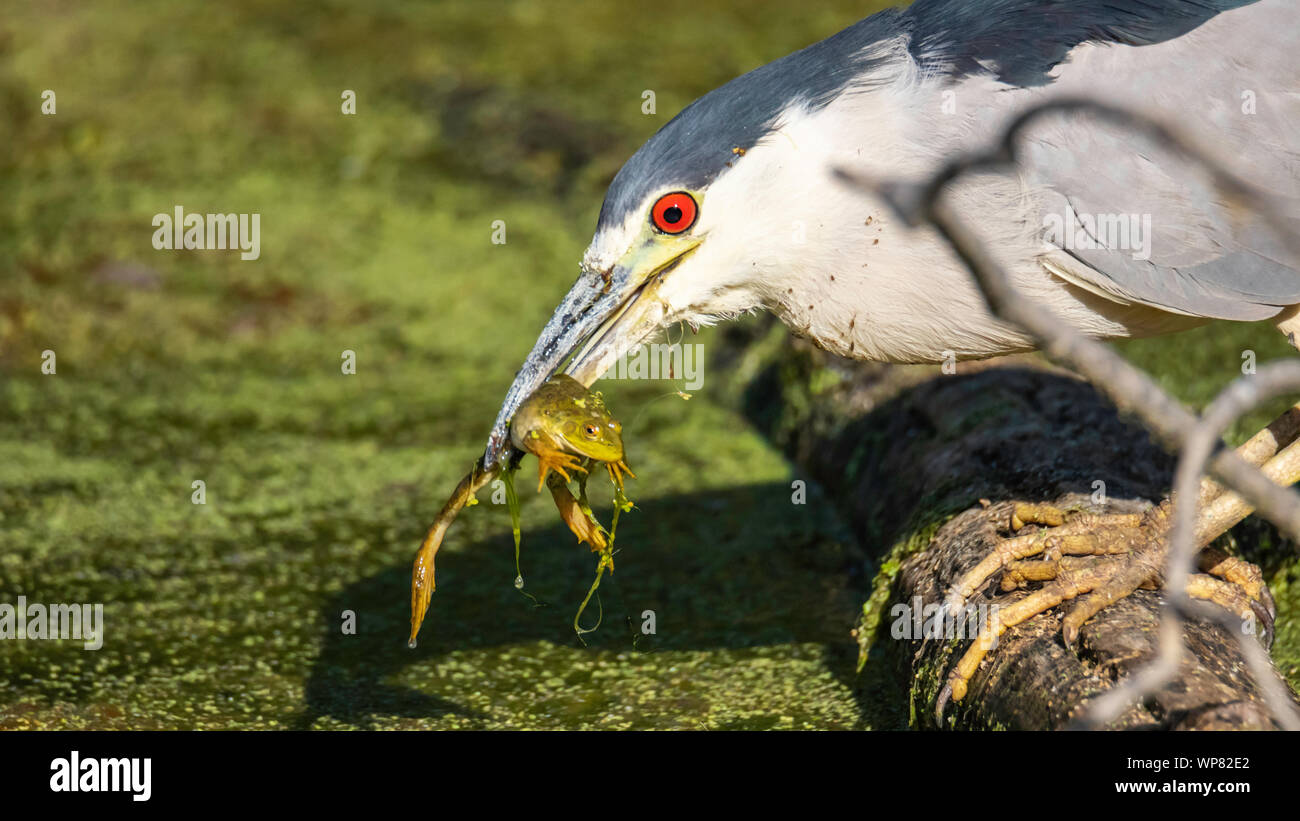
xmin=651 ymin=192 xmax=698 ymax=234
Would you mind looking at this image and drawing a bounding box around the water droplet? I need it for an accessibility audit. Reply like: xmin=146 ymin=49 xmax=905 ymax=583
xmin=514 ymin=575 xmax=525 ymax=589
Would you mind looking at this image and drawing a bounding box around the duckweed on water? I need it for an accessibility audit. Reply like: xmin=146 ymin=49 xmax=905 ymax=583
xmin=8 ymin=0 xmax=1292 ymax=731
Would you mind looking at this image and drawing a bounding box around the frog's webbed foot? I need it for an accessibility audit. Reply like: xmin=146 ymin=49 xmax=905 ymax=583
xmin=606 ymin=459 xmax=636 ymax=491
xmin=935 ymin=499 xmax=1275 ymax=723
xmin=533 ymin=445 xmax=588 ymax=492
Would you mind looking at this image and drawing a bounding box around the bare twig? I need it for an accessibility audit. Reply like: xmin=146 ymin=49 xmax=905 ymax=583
xmin=836 ymin=97 xmax=1300 ymax=729
xmin=1081 ymin=364 xmax=1300 ymax=729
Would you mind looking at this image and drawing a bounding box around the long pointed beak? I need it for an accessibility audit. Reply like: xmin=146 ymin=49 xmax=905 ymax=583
xmin=482 ymin=236 xmax=698 ymax=468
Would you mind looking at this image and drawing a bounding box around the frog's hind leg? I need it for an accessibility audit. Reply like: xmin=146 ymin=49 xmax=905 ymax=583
xmin=546 ymin=471 xmax=607 ymax=550
xmin=533 ymin=444 xmax=588 ymax=492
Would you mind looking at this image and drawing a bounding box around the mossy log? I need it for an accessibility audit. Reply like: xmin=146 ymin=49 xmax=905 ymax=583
xmin=714 ymin=321 xmax=1297 ymax=729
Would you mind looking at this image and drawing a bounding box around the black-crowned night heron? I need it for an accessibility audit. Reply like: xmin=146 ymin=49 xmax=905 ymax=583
xmin=480 ymin=0 xmax=1300 ymax=705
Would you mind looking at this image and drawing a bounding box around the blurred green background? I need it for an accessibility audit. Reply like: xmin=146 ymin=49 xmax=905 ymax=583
xmin=0 ymin=0 xmax=1296 ymax=729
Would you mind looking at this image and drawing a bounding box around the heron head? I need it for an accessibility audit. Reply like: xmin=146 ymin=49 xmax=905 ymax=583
xmin=481 ymin=116 xmax=783 ymax=466
xmin=481 ymin=31 xmax=890 ymax=467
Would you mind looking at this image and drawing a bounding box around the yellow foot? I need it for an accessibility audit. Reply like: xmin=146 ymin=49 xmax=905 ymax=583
xmin=935 ymin=500 xmax=1275 ymax=722
xmin=533 ymin=445 xmax=588 ymax=492
xmin=605 ymin=458 xmax=636 ymax=491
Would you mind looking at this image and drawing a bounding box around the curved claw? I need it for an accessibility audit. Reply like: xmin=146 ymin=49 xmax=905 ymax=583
xmin=1250 ymin=598 xmax=1275 ymax=649
xmin=935 ymin=683 xmax=954 ymax=727
xmin=1259 ymin=584 xmax=1278 ymax=638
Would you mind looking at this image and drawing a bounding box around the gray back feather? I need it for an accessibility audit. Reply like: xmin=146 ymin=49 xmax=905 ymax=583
xmin=596 ymin=9 xmax=904 ymax=232
xmin=597 ymin=0 xmax=1259 ymax=233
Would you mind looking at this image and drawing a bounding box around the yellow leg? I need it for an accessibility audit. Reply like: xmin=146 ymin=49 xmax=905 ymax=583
xmin=938 ymin=553 xmax=1271 ymax=720
xmin=937 ymin=404 xmax=1300 ymax=718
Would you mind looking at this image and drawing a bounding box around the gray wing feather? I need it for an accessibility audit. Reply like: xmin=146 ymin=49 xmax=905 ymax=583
xmin=1027 ymin=119 xmax=1300 ymax=320
xmin=1006 ymin=1 xmax=1300 ymax=320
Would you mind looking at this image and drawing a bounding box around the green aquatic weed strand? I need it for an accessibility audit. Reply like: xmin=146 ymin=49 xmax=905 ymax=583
xmin=502 ymin=464 xmax=523 ymax=584
xmin=572 ymin=467 xmax=616 ymax=643
xmin=610 ymin=481 xmax=634 ymax=534
xmin=603 ymin=481 xmax=648 ymax=649
xmin=573 ymin=550 xmax=612 ymax=644
xmin=572 ymin=466 xmax=638 ymax=643
xmin=502 ymin=464 xmax=542 ymax=606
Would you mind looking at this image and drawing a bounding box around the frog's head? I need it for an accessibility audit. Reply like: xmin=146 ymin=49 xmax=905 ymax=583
xmin=551 ymin=397 xmax=625 ymax=464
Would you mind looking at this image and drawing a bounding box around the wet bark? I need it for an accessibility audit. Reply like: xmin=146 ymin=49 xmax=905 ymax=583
xmin=713 ymin=319 xmax=1296 ymax=730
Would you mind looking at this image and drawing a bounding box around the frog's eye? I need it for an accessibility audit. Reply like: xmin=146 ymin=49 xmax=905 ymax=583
xmin=651 ymin=192 xmax=698 ymax=235
xmin=582 ymin=423 xmax=600 ymax=439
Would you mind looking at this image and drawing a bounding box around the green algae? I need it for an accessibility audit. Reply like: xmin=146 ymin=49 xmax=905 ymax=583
xmin=2 ymin=0 xmax=1296 ymax=733
xmin=0 ymin=0 xmax=897 ymax=730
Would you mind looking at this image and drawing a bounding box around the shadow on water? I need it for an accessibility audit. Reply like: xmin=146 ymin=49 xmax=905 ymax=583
xmin=6 ymin=366 xmax=1231 ymax=729
xmin=297 ymin=366 xmax=1187 ymax=729
xmin=296 ymin=482 xmax=885 ymax=729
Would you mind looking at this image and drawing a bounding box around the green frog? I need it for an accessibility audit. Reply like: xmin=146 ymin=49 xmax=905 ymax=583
xmin=407 ymin=375 xmax=634 ymax=648
xmin=510 ymin=374 xmax=634 ymax=493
